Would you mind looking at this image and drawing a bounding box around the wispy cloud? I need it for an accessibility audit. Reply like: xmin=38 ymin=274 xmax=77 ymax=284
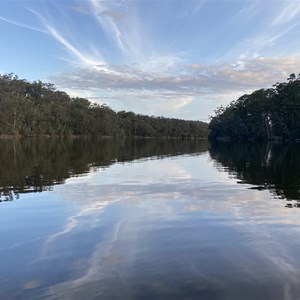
xmin=87 ymin=0 xmax=129 ymax=58
xmin=49 ymin=55 xmax=300 ymax=120
xmin=68 ymin=4 xmax=90 ymax=15
xmin=27 ymin=7 xmax=106 ymax=67
xmin=52 ymin=56 xmax=300 ymax=93
xmin=216 ymin=1 xmax=300 ymax=61
xmin=2 ymin=0 xmax=300 ymax=120
xmin=271 ymin=2 xmax=300 ymax=26
xmin=0 ymin=16 xmax=46 ymax=33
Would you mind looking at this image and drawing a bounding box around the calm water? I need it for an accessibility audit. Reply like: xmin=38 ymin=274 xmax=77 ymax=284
xmin=0 ymin=138 xmax=299 ymax=300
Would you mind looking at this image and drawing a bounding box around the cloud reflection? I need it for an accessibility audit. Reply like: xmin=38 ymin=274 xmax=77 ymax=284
xmin=26 ymin=153 xmax=300 ymax=299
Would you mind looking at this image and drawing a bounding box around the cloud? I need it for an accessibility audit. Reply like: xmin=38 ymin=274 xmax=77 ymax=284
xmin=87 ymin=0 xmax=129 ymax=57
xmin=51 ymin=55 xmax=300 ymax=94
xmin=86 ymin=0 xmax=166 ymax=65
xmin=48 ymin=55 xmax=300 ymax=120
xmin=27 ymin=8 xmax=106 ymax=67
xmin=216 ymin=1 xmax=300 ymax=61
xmin=0 ymin=16 xmax=46 ymax=33
xmin=68 ymin=5 xmax=90 ymax=15
xmin=102 ymin=10 xmax=124 ymax=21
xmin=24 ymin=0 xmax=157 ymax=69
xmin=2 ymin=0 xmax=300 ymax=121
xmin=271 ymin=2 xmax=300 ymax=26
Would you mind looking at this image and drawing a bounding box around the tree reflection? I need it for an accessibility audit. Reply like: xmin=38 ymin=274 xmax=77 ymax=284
xmin=0 ymin=138 xmax=208 ymax=201
xmin=209 ymin=142 xmax=300 ymax=206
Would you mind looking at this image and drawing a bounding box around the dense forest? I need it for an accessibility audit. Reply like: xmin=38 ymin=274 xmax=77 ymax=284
xmin=0 ymin=73 xmax=208 ymax=138
xmin=209 ymin=74 xmax=300 ymax=141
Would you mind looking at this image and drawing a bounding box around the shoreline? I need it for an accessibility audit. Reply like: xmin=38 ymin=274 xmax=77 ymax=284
xmin=0 ymin=134 xmax=208 ymax=140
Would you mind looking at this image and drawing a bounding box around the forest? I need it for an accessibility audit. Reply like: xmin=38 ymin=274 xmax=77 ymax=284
xmin=209 ymin=74 xmax=300 ymax=141
xmin=0 ymin=73 xmax=208 ymax=138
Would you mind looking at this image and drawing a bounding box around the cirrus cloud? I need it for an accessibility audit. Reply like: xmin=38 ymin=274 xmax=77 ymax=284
xmin=1 ymin=0 xmax=300 ymax=121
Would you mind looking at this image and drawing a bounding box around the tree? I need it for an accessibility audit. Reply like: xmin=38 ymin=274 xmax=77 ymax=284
xmin=209 ymin=76 xmax=300 ymax=141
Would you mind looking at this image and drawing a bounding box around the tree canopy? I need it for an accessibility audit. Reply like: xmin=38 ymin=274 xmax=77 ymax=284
xmin=209 ymin=74 xmax=300 ymax=141
xmin=0 ymin=73 xmax=208 ymax=138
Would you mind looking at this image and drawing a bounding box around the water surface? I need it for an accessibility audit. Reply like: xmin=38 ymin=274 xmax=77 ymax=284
xmin=0 ymin=138 xmax=299 ymax=300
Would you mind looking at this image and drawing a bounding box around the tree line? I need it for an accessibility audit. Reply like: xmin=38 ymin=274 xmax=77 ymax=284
xmin=0 ymin=73 xmax=208 ymax=138
xmin=209 ymin=74 xmax=300 ymax=141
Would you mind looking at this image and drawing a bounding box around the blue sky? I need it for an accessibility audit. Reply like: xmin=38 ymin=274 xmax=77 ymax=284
xmin=1 ymin=0 xmax=300 ymax=121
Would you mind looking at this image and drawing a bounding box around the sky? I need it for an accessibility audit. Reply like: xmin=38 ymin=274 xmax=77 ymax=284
xmin=1 ymin=0 xmax=300 ymax=121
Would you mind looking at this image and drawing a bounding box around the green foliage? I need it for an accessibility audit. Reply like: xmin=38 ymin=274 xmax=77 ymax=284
xmin=0 ymin=73 xmax=208 ymax=138
xmin=209 ymin=75 xmax=300 ymax=141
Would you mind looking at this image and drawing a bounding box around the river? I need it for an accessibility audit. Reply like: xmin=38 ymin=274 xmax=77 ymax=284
xmin=0 ymin=138 xmax=299 ymax=299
